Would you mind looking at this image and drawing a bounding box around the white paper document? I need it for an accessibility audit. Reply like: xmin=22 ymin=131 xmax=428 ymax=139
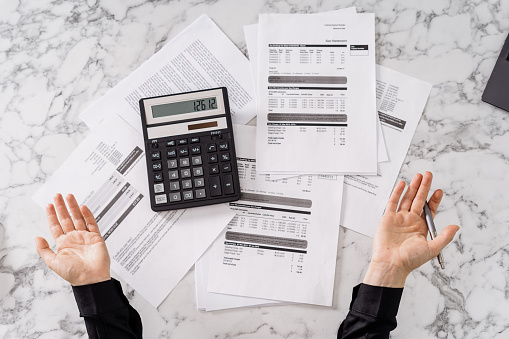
xmin=207 ymin=125 xmax=344 ymax=306
xmin=340 ymin=65 xmax=432 ymax=237
xmin=80 ymin=14 xmax=256 ymax=133
xmin=255 ymin=12 xmax=377 ymax=175
xmin=32 ymin=114 xmax=235 ymax=307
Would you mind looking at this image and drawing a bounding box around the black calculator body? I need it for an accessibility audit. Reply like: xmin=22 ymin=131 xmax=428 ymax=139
xmin=139 ymin=87 xmax=241 ymax=212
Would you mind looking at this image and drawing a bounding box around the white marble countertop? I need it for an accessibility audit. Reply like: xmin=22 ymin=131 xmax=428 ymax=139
xmin=1 ymin=0 xmax=509 ymax=338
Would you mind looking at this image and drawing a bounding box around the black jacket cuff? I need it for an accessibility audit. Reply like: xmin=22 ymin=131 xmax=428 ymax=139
xmin=350 ymin=283 xmax=403 ymax=318
xmin=72 ymin=278 xmax=129 ymax=316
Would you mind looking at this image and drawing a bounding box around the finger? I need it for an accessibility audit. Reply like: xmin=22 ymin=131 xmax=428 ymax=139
xmin=410 ymin=171 xmax=433 ymax=215
xmin=54 ymin=193 xmax=75 ymax=234
xmin=426 ymin=189 xmax=443 ymax=219
xmin=397 ymin=173 xmax=423 ymax=212
xmin=35 ymin=237 xmax=57 ymax=269
xmin=384 ymin=181 xmax=406 ymax=215
xmin=81 ymin=205 xmax=100 ymax=234
xmin=46 ymin=204 xmax=64 ymax=241
xmin=428 ymin=225 xmax=460 ymax=258
xmin=66 ymin=194 xmax=87 ymax=231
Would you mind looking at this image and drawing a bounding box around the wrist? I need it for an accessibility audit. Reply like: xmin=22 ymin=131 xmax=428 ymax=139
xmin=363 ymin=261 xmax=408 ymax=288
xmin=71 ymin=274 xmax=111 ymax=287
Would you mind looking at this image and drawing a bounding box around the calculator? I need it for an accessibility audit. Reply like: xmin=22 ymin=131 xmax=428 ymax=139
xmin=139 ymin=87 xmax=241 ymax=212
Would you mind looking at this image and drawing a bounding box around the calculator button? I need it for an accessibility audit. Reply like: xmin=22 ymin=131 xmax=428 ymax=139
xmin=169 ymin=181 xmax=180 ymax=191
xmin=209 ymin=165 xmax=219 ymax=174
xmin=179 ymin=147 xmax=189 ymax=156
xmin=221 ymin=163 xmax=232 ymax=172
xmin=218 ymin=141 xmax=229 ymax=150
xmin=181 ymin=168 xmax=191 ymax=178
xmin=180 ymin=158 xmax=190 ymax=167
xmin=193 ymin=167 xmax=203 ymax=176
xmin=183 ymin=191 xmax=194 ymax=200
xmin=208 ymin=154 xmax=218 ymax=163
xmin=167 ymin=159 xmax=178 ymax=169
xmin=178 ymin=139 xmax=188 ymax=145
xmin=155 ymin=194 xmax=167 ymax=204
xmin=182 ymin=179 xmax=192 ymax=189
xmin=192 ymin=156 xmax=202 ymax=165
xmin=154 ymin=172 xmax=163 ymax=182
xmin=169 ymin=170 xmax=179 ymax=179
xmin=154 ymin=183 xmax=165 ymax=193
xmin=191 ymin=145 xmax=201 ymax=154
xmin=167 ymin=149 xmax=177 ymax=158
xmin=152 ymin=162 xmax=162 ymax=171
xmin=210 ymin=176 xmax=222 ymax=197
xmin=169 ymin=192 xmax=181 ymax=202
xmin=190 ymin=137 xmax=200 ymax=143
xmin=166 ymin=140 xmax=176 ymax=147
xmin=220 ymin=152 xmax=230 ymax=162
xmin=194 ymin=178 xmax=205 ymax=187
xmin=207 ymin=143 xmax=217 ymax=152
xmin=151 ymin=143 xmax=159 ymax=149
xmin=151 ymin=151 xmax=161 ymax=160
xmin=223 ymin=174 xmax=235 ymax=195
xmin=195 ymin=189 xmax=206 ymax=199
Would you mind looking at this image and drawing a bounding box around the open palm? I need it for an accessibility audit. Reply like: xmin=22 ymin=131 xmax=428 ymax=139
xmin=36 ymin=194 xmax=111 ymax=286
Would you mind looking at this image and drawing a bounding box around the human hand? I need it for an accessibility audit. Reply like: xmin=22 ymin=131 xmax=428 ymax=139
xmin=35 ymin=194 xmax=111 ymax=286
xmin=363 ymin=172 xmax=460 ymax=288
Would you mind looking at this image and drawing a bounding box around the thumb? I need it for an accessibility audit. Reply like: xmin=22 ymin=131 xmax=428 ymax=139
xmin=428 ymin=225 xmax=460 ymax=258
xmin=35 ymin=237 xmax=56 ymax=269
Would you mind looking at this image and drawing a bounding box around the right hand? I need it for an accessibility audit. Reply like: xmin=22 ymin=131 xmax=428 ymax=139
xmin=35 ymin=194 xmax=111 ymax=286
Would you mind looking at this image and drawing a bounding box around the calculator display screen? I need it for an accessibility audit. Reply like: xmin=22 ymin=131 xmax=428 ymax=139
xmin=152 ymin=97 xmax=218 ymax=118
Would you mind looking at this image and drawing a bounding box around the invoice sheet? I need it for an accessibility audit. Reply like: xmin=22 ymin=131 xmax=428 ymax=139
xmin=340 ymin=65 xmax=432 ymax=237
xmin=80 ymin=14 xmax=256 ymax=132
xmin=32 ymin=114 xmax=235 ymax=307
xmin=256 ymin=12 xmax=377 ymax=175
xmin=207 ymin=124 xmax=344 ymax=306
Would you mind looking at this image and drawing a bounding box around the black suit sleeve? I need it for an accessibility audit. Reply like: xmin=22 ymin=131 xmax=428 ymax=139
xmin=72 ymin=278 xmax=143 ymax=339
xmin=338 ymin=283 xmax=403 ymax=339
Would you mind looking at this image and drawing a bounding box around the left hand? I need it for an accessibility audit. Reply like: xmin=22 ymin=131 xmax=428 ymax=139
xmin=35 ymin=194 xmax=111 ymax=286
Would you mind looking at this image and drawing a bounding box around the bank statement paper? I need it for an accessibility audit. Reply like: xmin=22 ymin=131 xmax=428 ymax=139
xmin=32 ymin=114 xmax=235 ymax=307
xmin=256 ymin=12 xmax=377 ymax=175
xmin=207 ymin=125 xmax=344 ymax=306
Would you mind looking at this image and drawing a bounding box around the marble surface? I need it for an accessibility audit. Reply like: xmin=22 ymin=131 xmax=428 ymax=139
xmin=1 ymin=0 xmax=508 ymax=338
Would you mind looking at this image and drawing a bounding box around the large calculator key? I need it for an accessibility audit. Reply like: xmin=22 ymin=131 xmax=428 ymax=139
xmin=209 ymin=176 xmax=222 ymax=197
xmin=178 ymin=139 xmax=188 ymax=145
xmin=167 ymin=149 xmax=177 ymax=158
xmin=166 ymin=140 xmax=176 ymax=147
xmin=223 ymin=174 xmax=235 ymax=195
xmin=221 ymin=163 xmax=232 ymax=172
xmin=182 ymin=179 xmax=192 ymax=189
xmin=168 ymin=159 xmax=178 ymax=169
xmin=169 ymin=192 xmax=181 ymax=202
xmin=180 ymin=158 xmax=190 ymax=167
xmin=192 ymin=156 xmax=202 ymax=165
xmin=190 ymin=137 xmax=200 ymax=143
xmin=181 ymin=168 xmax=191 ymax=178
xmin=193 ymin=167 xmax=203 ymax=176
xmin=151 ymin=151 xmax=161 ymax=160
xmin=220 ymin=152 xmax=230 ymax=162
xmin=218 ymin=141 xmax=229 ymax=150
xmin=209 ymin=165 xmax=219 ymax=174
xmin=179 ymin=147 xmax=189 ymax=156
xmin=194 ymin=178 xmax=205 ymax=187
xmin=154 ymin=172 xmax=163 ymax=182
xmin=183 ymin=191 xmax=194 ymax=200
xmin=208 ymin=154 xmax=218 ymax=163
xmin=195 ymin=189 xmax=206 ymax=199
xmin=207 ymin=143 xmax=217 ymax=152
xmin=169 ymin=181 xmax=180 ymax=191
xmin=155 ymin=194 xmax=167 ymax=204
xmin=168 ymin=170 xmax=179 ymax=179
xmin=152 ymin=162 xmax=162 ymax=171
xmin=154 ymin=183 xmax=165 ymax=193
xmin=191 ymin=145 xmax=201 ymax=154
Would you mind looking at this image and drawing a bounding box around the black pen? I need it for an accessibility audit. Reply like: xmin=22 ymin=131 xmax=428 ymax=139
xmin=423 ymin=201 xmax=445 ymax=269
